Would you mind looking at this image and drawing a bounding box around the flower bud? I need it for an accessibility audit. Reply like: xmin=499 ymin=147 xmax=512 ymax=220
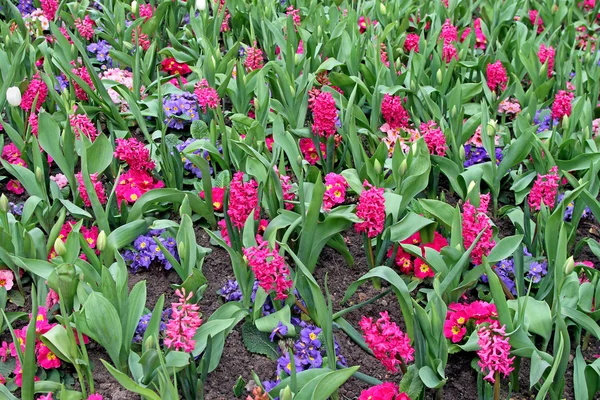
xmin=144 ymin=335 xmax=155 ymax=352
xmin=178 ymin=242 xmax=186 ymax=256
xmin=459 ymin=145 xmax=465 ymax=161
xmin=0 ymin=194 xmax=8 ymax=213
xmin=279 ymin=386 xmax=293 ymax=400
xmin=36 ymin=166 xmax=44 ymax=183
xmin=296 ymin=155 xmax=303 ymax=167
xmin=54 ymin=238 xmax=67 ymax=257
xmin=399 ymin=159 xmax=407 ymax=176
xmin=48 ymin=262 xmax=77 ymax=312
xmin=379 ymin=2 xmax=386 ymax=14
xmin=467 ymin=181 xmax=476 ymax=194
xmin=374 ymin=159 xmax=382 ymax=174
xmin=436 ymin=69 xmax=442 ymax=82
xmin=131 ymin=0 xmax=138 ymax=13
xmin=562 ymin=115 xmax=569 ymax=129
xmin=486 ymin=120 xmax=497 ymax=137
xmin=411 ymin=141 xmax=418 ymax=155
xmin=451 ymin=106 xmax=457 ymax=118
xmin=6 ymin=86 xmax=21 ymax=107
xmin=563 ymin=256 xmax=575 ymax=275
xmin=96 ymin=230 xmax=106 ymax=252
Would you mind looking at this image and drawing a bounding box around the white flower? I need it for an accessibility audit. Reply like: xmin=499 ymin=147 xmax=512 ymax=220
xmin=6 ymin=86 xmax=21 ymax=107
xmin=195 ymin=0 xmax=206 ymax=11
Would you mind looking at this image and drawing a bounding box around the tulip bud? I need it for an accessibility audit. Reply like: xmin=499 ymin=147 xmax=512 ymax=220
xmin=195 ymin=0 xmax=206 ymax=9
xmin=131 ymin=0 xmax=138 ymax=13
xmin=97 ymin=230 xmax=106 ymax=252
xmin=410 ymin=79 xmax=416 ymax=91
xmin=54 ymin=238 xmax=67 ymax=257
xmin=451 ymin=106 xmax=457 ymax=118
xmin=36 ymin=166 xmax=44 ymax=183
xmin=279 ymin=386 xmax=293 ymax=400
xmin=116 ymin=23 xmax=121 ymax=34
xmin=379 ymin=2 xmax=386 ymax=14
xmin=486 ymin=120 xmax=497 ymax=137
xmin=562 ymin=115 xmax=569 ymax=129
xmin=459 ymin=145 xmax=465 ymax=161
xmin=411 ymin=141 xmax=418 ymax=155
xmin=467 ymin=181 xmax=476 ymax=194
xmin=6 ymin=86 xmax=21 ymax=107
xmin=399 ymin=159 xmax=407 ymax=176
xmin=48 ymin=262 xmax=77 ymax=312
xmin=178 ymin=242 xmax=186 ymax=256
xmin=436 ymin=69 xmax=442 ymax=82
xmin=144 ymin=335 xmax=155 ymax=352
xmin=296 ymin=155 xmax=303 ymax=167
xmin=374 ymin=159 xmax=382 ymax=174
xmin=585 ymin=53 xmax=591 ymax=63
xmin=0 ymin=194 xmax=8 ymax=213
xmin=564 ymin=256 xmax=575 ymax=275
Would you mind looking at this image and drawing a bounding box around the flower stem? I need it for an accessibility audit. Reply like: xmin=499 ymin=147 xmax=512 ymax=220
xmin=295 ymin=299 xmax=310 ymax=316
xmin=364 ymin=235 xmax=380 ymax=289
xmin=493 ymin=372 xmax=500 ymax=400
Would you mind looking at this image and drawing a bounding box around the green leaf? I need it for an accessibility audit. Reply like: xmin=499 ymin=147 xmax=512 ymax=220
xmin=419 ymin=365 xmax=446 ymax=389
xmin=101 ymin=360 xmax=161 ymax=400
xmin=294 ymin=367 xmax=360 ymax=400
xmin=399 ymin=364 xmax=424 ymax=400
xmin=241 ymin=321 xmax=279 ymax=360
xmin=255 ymin=306 xmax=295 ymax=336
xmin=487 ymin=235 xmax=523 ymax=264
xmin=507 ymin=297 xmax=552 ymax=341
xmin=385 ymin=212 xmax=435 ymax=242
xmin=86 ymin=133 xmax=114 ymax=175
xmin=83 ymin=293 xmax=123 ymax=367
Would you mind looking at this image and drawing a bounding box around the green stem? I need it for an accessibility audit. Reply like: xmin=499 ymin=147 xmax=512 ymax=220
xmin=493 ymin=372 xmax=500 ymax=400
xmin=583 ymin=331 xmax=591 ymax=351
xmin=364 ymin=235 xmax=380 ymax=289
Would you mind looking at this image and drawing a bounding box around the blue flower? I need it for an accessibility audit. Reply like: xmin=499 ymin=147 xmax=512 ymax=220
xmin=269 ymin=322 xmax=289 ymax=342
xmin=299 ymin=325 xmax=321 ymax=347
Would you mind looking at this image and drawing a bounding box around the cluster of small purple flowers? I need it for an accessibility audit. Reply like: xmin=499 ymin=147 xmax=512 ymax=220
xmin=263 ymin=322 xmax=346 ymax=394
xmin=557 ymin=193 xmax=593 ymax=221
xmin=163 ymin=93 xmax=199 ymax=130
xmin=533 ymin=108 xmax=558 ymax=133
xmin=122 ymin=229 xmax=180 ymax=272
xmin=55 ymin=75 xmax=70 ymax=92
xmin=9 ymin=202 xmax=24 ymax=216
xmin=218 ymin=279 xmax=276 ymax=314
xmin=87 ymin=40 xmax=113 ymax=68
xmin=463 ymin=144 xmax=503 ymax=167
xmin=482 ymin=248 xmax=548 ymax=295
xmin=18 ymin=0 xmax=34 ymax=15
xmin=132 ymin=309 xmax=171 ymax=343
xmin=176 ymin=138 xmax=215 ymax=178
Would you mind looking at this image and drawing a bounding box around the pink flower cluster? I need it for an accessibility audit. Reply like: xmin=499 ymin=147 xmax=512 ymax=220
xmin=243 ymin=242 xmax=293 ymax=300
xmin=404 ymin=33 xmax=420 ymax=53
xmin=48 ymin=222 xmax=100 ymax=260
xmin=421 ymin=120 xmax=447 ymax=156
xmin=41 ymin=0 xmax=58 ymax=20
xmin=462 ymin=194 xmax=495 ymax=265
xmin=359 ymin=311 xmax=414 ymax=373
xmin=70 ymin=113 xmax=98 ymax=141
xmin=300 ymin=137 xmax=326 ymax=165
xmin=529 ymin=10 xmax=544 ymax=34
xmin=21 ymin=74 xmax=48 ymax=112
xmin=71 ymin=64 xmax=95 ymax=101
xmin=440 ymin=19 xmax=459 ymax=62
xmin=114 ymin=138 xmax=156 ymax=171
xmin=29 ymin=112 xmax=39 ymax=136
xmin=309 ymin=89 xmax=338 ymax=138
xmin=477 ymin=321 xmax=515 ymax=383
xmin=461 ymin=18 xmax=487 ymax=50
xmin=355 ymin=182 xmax=386 ymax=238
xmin=194 ymin=79 xmax=220 ymax=113
xmin=219 ymin=218 xmax=268 ymax=246
xmin=286 ymin=6 xmax=301 ymax=27
xmin=244 ymin=42 xmax=264 ymax=71
xmin=76 ymin=172 xmax=107 ymax=207
xmin=323 ymin=173 xmax=348 ymax=211
xmin=528 ymin=166 xmax=559 ymax=210
xmin=75 ymin=15 xmax=95 ymax=40
xmin=279 ymin=174 xmax=295 ymax=210
xmin=358 ymin=382 xmax=410 ymax=400
xmin=486 ymin=61 xmax=508 ymax=92
xmin=388 ymin=231 xmax=448 ymax=279
xmin=228 ymin=171 xmax=260 ymax=228
xmin=164 ymin=289 xmax=202 ymax=353
xmin=2 ymin=143 xmax=27 ymax=167
xmin=114 ymin=138 xmax=163 ymax=205
xmin=538 ymin=44 xmax=555 ymax=78
xmin=443 ymin=301 xmax=497 ymax=343
xmin=381 ymin=94 xmax=410 ymax=130
xmin=551 ymin=90 xmax=574 ymax=120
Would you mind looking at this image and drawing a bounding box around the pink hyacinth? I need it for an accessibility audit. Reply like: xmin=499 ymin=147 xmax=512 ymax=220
xmin=286 ymin=6 xmax=301 ymax=28
xmin=538 ymin=44 xmax=555 ymax=78
xmin=421 ymin=121 xmax=447 ymax=156
xmin=528 ymin=166 xmax=559 ymax=210
xmin=71 ymin=65 xmax=94 ymax=101
xmin=280 ymin=174 xmax=295 ymax=210
xmin=87 ymin=395 xmax=103 ymax=400
xmin=41 ymin=0 xmax=58 ymax=20
xmin=243 ymin=242 xmax=293 ymax=300
xmin=138 ymin=3 xmax=154 ymax=21
xmin=462 ymin=194 xmax=495 ymax=265
xmin=323 ymin=173 xmax=348 ymax=211
xmin=477 ymin=321 xmax=515 ymax=383
xmin=194 ymin=79 xmax=220 ymax=113
xmin=486 ymin=61 xmax=508 ymax=92
xmin=164 ymin=289 xmax=202 ymax=353
xmin=440 ymin=19 xmax=458 ymax=43
xmin=472 ymin=18 xmax=487 ymax=49
xmin=76 ymin=172 xmax=107 ymax=207
xmin=114 ymin=138 xmax=155 ymax=171
xmin=21 ymin=74 xmax=48 ymax=112
xmin=381 ymin=94 xmax=409 ymax=130
xmin=228 ymin=171 xmax=260 ymax=228
xmin=309 ymin=90 xmax=338 ymax=138
xmin=529 ymin=10 xmax=544 ymax=34
xmin=551 ymin=90 xmax=574 ymax=120
xmin=359 ymin=311 xmax=414 ymax=373
xmin=404 ymin=33 xmax=420 ymax=53
xmin=75 ymin=15 xmax=95 ymax=40
xmin=244 ymin=42 xmax=264 ymax=71
xmin=29 ymin=112 xmax=39 ymax=136
xmin=358 ymin=382 xmax=410 ymax=400
xmin=442 ymin=43 xmax=458 ymax=63
xmin=70 ymin=113 xmax=98 ymax=141
xmin=355 ymin=181 xmax=386 ymax=238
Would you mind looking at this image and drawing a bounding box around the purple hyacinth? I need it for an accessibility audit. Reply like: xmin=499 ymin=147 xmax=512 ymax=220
xmin=464 ymin=144 xmax=503 ymax=167
xmin=55 ymin=75 xmax=70 ymax=92
xmin=17 ymin=0 xmax=34 ymax=15
xmin=163 ymin=93 xmax=200 ymax=130
xmin=533 ymin=108 xmax=559 ymax=133
xmin=9 ymin=202 xmax=23 ymax=216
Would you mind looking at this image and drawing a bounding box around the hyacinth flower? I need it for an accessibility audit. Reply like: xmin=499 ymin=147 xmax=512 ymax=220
xmin=477 ymin=321 xmax=514 ymax=398
xmin=164 ymin=289 xmax=202 ymax=353
xmin=355 ymin=181 xmax=386 ymax=287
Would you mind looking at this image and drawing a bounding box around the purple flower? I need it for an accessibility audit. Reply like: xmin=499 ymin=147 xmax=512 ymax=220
xmin=527 ymin=260 xmax=548 ymax=283
xmin=9 ymin=202 xmax=23 ymax=216
xmin=277 ymin=353 xmax=304 ymax=375
xmin=464 ymin=144 xmax=503 ymax=167
xmin=87 ymin=40 xmax=113 ymax=65
xmin=55 ymin=75 xmax=70 ymax=92
xmin=175 ymin=138 xmax=218 ymax=178
xmin=557 ymin=193 xmax=593 ymax=222
xmin=134 ymin=235 xmax=153 ymax=252
xmin=299 ymin=325 xmax=321 ymax=347
xmin=534 ymin=108 xmax=558 ymax=133
xmin=17 ymin=0 xmax=34 ymax=16
xmin=163 ymin=93 xmax=199 ymax=130
xmin=269 ymin=322 xmax=288 ymax=341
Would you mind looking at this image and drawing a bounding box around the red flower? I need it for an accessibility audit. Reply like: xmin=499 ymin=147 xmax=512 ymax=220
xmin=161 ymin=57 xmax=192 ymax=76
xmin=7 ymin=180 xmax=24 ymax=195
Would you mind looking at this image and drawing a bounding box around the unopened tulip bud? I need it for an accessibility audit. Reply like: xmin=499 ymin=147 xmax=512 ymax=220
xmin=436 ymin=69 xmax=442 ymax=82
xmin=296 ymin=155 xmax=303 ymax=167
xmin=0 ymin=195 xmax=8 ymax=213
xmin=564 ymin=256 xmax=575 ymax=275
xmin=48 ymin=262 xmax=77 ymax=312
xmin=467 ymin=181 xmax=476 ymax=194
xmin=379 ymin=2 xmax=386 ymax=14
xmin=36 ymin=166 xmax=43 ymax=183
xmin=374 ymin=159 xmax=382 ymax=174
xmin=459 ymin=145 xmax=465 ymax=161
xmin=562 ymin=115 xmax=569 ymax=129
xmin=486 ymin=121 xmax=496 ymax=137
xmin=6 ymin=86 xmax=21 ymax=107
xmin=131 ymin=0 xmax=138 ymax=13
xmin=451 ymin=106 xmax=457 ymax=118
xmin=411 ymin=141 xmax=418 ymax=155
xmin=280 ymin=386 xmax=293 ymax=400
xmin=399 ymin=159 xmax=407 ymax=175
xmin=178 ymin=242 xmax=185 ymax=256
xmin=96 ymin=230 xmax=106 ymax=252
xmin=54 ymin=238 xmax=67 ymax=257
xmin=144 ymin=335 xmax=155 ymax=352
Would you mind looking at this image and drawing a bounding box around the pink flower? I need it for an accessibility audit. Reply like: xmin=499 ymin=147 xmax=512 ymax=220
xmin=41 ymin=0 xmax=58 ymax=20
xmin=228 ymin=171 xmax=259 ymax=228
xmin=200 ymin=187 xmax=226 ymax=211
xmin=39 ymin=393 xmax=53 ymax=400
xmin=280 ymin=175 xmax=295 ymax=210
xmin=381 ymin=94 xmax=409 ymax=130
xmin=114 ymin=138 xmax=155 ymax=171
xmin=528 ymin=166 xmax=559 ymax=210
xmin=529 ymin=10 xmax=544 ymax=34
xmin=70 ymin=113 xmax=98 ymax=141
xmin=137 ymin=3 xmax=154 ymax=21
xmin=538 ymin=44 xmax=555 ymax=78
xmin=0 ymin=374 xmax=6 ymax=385
xmin=46 ymin=288 xmax=59 ymax=310
xmin=286 ymin=6 xmax=301 ymax=27
xmin=404 ymin=33 xmax=420 ymax=52
xmin=414 ymin=259 xmax=434 ymax=279
xmin=2 ymin=143 xmax=26 ymax=167
xmin=36 ymin=343 xmax=61 ymax=369
xmin=76 ymin=172 xmax=107 ymax=207
xmin=486 ymin=61 xmax=508 ymax=92
xmin=355 ymin=182 xmax=386 ymax=238
xmin=7 ymin=180 xmax=24 ymax=195
xmin=477 ymin=321 xmax=515 ymax=383
xmin=443 ymin=311 xmax=468 ymax=342
xmin=115 ymin=169 xmax=164 ymax=205
xmin=358 ymin=382 xmax=410 ymax=400
xmin=50 ymin=174 xmax=69 ymax=189
xmin=244 ymin=42 xmax=264 ymax=71
xmin=29 ymin=112 xmax=39 ymax=136
xmin=440 ymin=19 xmax=458 ymax=43
xmin=71 ymin=64 xmax=95 ymax=101
xmin=551 ymin=90 xmax=574 ymax=120
xmin=194 ymin=79 xmax=220 ymax=113
xmin=299 ymin=138 xmax=325 ymax=165
xmin=323 ymin=173 xmax=348 ymax=211
xmin=309 ymin=90 xmax=338 ymax=138
xmin=462 ymin=194 xmax=495 ymax=265
xmin=164 ymin=289 xmax=202 ymax=353
xmin=472 ymin=18 xmax=487 ymax=49
xmin=421 ymin=121 xmax=447 ymax=156
xmin=21 ymin=74 xmax=48 ymax=112
xmin=0 ymin=341 xmax=9 ymax=362
xmin=442 ymin=42 xmax=458 ymax=63
xmin=498 ymin=98 xmax=521 ymax=115
xmin=360 ymin=311 xmax=414 ymax=373
xmin=243 ymin=242 xmax=293 ymax=300
xmin=87 ymin=395 xmax=103 ymax=400
xmin=132 ymin=27 xmax=151 ymax=51
xmin=0 ymin=270 xmax=14 ymax=291
xmin=75 ymin=15 xmax=95 ymax=40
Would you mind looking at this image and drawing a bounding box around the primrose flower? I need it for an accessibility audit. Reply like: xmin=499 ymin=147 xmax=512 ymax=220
xmin=0 ymin=270 xmax=14 ymax=291
xmin=50 ymin=174 xmax=69 ymax=189
xmin=163 ymin=93 xmax=200 ymax=130
xmin=21 ymin=74 xmax=48 ymax=112
xmin=486 ymin=61 xmax=507 ymax=92
xmin=299 ymin=138 xmax=325 ymax=165
xmin=528 ymin=166 xmax=559 ymax=211
xmin=269 ymin=321 xmax=288 ymax=341
xmin=360 ymin=311 xmax=414 ymax=373
xmin=462 ymin=194 xmax=495 ymax=265
xmin=200 ymin=187 xmax=226 ymax=211
xmin=228 ymin=171 xmax=260 ymax=228
xmin=115 ymin=169 xmax=164 ymax=206
xmin=7 ymin=180 xmax=24 ymax=195
xmin=161 ymin=57 xmax=192 ymax=76
xmin=477 ymin=321 xmax=514 ymax=383
xmin=443 ymin=311 xmax=468 ymax=343
xmin=164 ymin=289 xmax=202 ymax=353
xmin=359 ymin=382 xmax=410 ymax=400
xmin=323 ymin=173 xmax=348 ymax=211
xmin=36 ymin=343 xmax=61 ymax=369
xmin=381 ymin=94 xmax=409 ymax=130
xmin=243 ymin=242 xmax=292 ymax=301
xmin=355 ymin=181 xmax=386 ymax=238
